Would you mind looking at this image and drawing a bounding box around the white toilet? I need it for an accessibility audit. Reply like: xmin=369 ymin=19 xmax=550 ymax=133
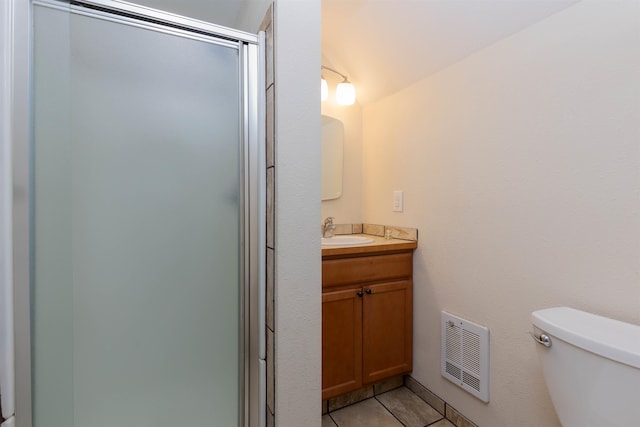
xmin=531 ymin=307 xmax=640 ymax=427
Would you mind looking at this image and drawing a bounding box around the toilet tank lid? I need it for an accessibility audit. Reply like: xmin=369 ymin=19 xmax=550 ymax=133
xmin=532 ymin=307 xmax=640 ymax=369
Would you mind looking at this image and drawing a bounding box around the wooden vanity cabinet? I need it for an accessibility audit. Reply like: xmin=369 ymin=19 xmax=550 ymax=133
xmin=322 ymin=286 xmax=363 ymax=398
xmin=362 ymin=279 xmax=412 ymax=384
xmin=322 ymin=248 xmax=414 ymax=400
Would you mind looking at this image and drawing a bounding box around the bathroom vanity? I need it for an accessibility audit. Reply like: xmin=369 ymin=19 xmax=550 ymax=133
xmin=322 ymin=236 xmax=417 ymax=400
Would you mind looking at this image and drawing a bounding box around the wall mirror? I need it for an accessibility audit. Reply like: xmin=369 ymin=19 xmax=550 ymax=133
xmin=321 ymin=115 xmax=344 ymax=201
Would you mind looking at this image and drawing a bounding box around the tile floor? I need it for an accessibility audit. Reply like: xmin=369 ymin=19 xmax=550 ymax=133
xmin=322 ymin=386 xmax=456 ymax=427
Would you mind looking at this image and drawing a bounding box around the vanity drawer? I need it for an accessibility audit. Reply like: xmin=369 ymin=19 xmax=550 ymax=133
xmin=322 ymin=252 xmax=412 ymax=288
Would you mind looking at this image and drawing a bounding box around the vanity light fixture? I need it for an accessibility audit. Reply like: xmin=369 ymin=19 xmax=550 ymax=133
xmin=321 ymin=65 xmax=356 ymax=105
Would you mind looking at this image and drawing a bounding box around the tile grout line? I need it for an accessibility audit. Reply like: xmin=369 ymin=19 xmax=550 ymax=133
xmin=374 ymin=392 xmax=446 ymax=427
xmin=373 ymin=395 xmax=410 ymax=427
xmin=327 ymin=385 xmax=450 ymax=427
xmin=327 ymin=412 xmax=338 ymax=427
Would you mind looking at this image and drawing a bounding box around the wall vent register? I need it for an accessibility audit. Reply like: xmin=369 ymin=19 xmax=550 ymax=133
xmin=441 ymin=311 xmax=490 ymax=402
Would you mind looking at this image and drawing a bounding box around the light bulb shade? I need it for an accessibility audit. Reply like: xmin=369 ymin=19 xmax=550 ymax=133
xmin=321 ymin=78 xmax=328 ymax=101
xmin=336 ymin=81 xmax=356 ymax=105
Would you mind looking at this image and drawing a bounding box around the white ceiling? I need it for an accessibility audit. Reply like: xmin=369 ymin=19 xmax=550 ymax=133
xmin=131 ymin=0 xmax=244 ymax=29
xmin=322 ymin=0 xmax=580 ymax=105
xmin=115 ymin=0 xmax=580 ymax=106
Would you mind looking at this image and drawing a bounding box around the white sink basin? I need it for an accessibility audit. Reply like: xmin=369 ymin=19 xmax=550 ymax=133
xmin=321 ymin=235 xmax=374 ymax=246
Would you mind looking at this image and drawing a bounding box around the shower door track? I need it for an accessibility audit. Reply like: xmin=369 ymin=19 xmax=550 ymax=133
xmin=9 ymin=1 xmax=266 ymax=426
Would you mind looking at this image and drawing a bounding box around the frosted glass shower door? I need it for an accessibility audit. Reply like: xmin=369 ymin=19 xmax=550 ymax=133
xmin=32 ymin=5 xmax=243 ymax=427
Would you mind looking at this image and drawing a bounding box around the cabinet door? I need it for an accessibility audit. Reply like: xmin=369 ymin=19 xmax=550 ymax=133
xmin=362 ymin=280 xmax=413 ymax=384
xmin=322 ymin=287 xmax=363 ymax=400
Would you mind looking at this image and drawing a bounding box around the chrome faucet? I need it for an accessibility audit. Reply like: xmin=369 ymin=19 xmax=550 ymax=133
xmin=322 ymin=217 xmax=336 ymax=238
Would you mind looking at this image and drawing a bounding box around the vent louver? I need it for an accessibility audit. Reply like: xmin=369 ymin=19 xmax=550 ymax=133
xmin=441 ymin=311 xmax=490 ymax=402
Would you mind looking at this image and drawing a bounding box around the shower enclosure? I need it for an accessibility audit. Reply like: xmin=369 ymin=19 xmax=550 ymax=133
xmin=5 ymin=1 xmax=265 ymax=426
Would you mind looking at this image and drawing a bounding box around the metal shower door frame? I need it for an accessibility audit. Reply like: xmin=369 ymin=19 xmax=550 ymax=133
xmin=8 ymin=1 xmax=265 ymax=426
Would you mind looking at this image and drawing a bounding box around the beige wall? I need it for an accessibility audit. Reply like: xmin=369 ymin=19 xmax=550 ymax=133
xmin=321 ymin=100 xmax=363 ymax=224
xmin=362 ymin=2 xmax=640 ymax=426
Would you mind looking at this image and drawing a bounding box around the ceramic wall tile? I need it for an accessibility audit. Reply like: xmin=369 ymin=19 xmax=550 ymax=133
xmin=261 ymin=4 xmax=275 ymax=424
xmin=374 ymin=376 xmax=403 ymax=395
xmin=266 ymin=409 xmax=274 ymax=427
xmin=386 ymin=226 xmax=418 ymax=241
xmin=404 ymin=375 xmax=445 ymax=415
xmin=267 ymin=328 xmax=275 ymax=414
xmin=446 ymin=404 xmax=478 ymax=427
xmin=263 ymin=12 xmax=274 ymax=87
xmin=266 ymin=86 xmax=274 ymax=168
xmin=363 ymin=224 xmax=385 ymax=237
xmin=334 ymin=223 xmax=353 ymax=235
xmin=266 ymin=247 xmax=274 ymax=330
xmin=266 ymin=167 xmax=274 ymax=248
xmin=328 ymin=386 xmax=374 ymax=412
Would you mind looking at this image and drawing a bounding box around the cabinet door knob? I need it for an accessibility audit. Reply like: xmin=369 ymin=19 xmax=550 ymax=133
xmin=365 ymin=288 xmax=372 ymax=295
xmin=357 ymin=291 xmax=363 ymax=297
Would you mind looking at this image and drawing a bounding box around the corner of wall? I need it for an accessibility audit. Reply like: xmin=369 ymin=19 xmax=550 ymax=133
xmin=273 ymin=0 xmax=323 ymax=425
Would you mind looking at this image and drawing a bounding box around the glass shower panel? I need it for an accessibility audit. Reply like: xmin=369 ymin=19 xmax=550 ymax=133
xmin=33 ymin=5 xmax=241 ymax=427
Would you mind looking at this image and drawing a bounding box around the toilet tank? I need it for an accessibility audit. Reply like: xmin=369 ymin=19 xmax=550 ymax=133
xmin=531 ymin=307 xmax=640 ymax=427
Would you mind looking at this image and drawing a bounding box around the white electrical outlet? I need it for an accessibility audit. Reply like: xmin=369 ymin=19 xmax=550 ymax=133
xmin=392 ymin=190 xmax=404 ymax=212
